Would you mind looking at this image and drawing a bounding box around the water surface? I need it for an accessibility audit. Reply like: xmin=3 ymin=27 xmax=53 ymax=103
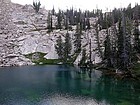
xmin=0 ymin=65 xmax=139 ymax=105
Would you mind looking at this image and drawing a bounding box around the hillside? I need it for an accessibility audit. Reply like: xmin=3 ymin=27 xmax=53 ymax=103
xmin=0 ymin=1 xmax=104 ymax=66
xmin=0 ymin=0 xmax=140 ymax=71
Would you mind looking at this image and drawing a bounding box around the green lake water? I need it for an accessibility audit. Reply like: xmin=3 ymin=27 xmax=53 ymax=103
xmin=0 ymin=65 xmax=139 ymax=105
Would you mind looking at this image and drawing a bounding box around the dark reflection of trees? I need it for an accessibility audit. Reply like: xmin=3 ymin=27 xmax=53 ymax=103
xmin=93 ymin=75 xmax=140 ymax=105
xmin=55 ymin=65 xmax=72 ymax=91
xmin=55 ymin=65 xmax=140 ymax=105
xmin=55 ymin=66 xmax=93 ymax=95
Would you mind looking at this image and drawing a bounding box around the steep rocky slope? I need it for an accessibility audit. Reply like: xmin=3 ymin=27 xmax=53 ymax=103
xmin=0 ymin=0 xmax=106 ymax=66
xmin=0 ymin=0 xmax=32 ymax=66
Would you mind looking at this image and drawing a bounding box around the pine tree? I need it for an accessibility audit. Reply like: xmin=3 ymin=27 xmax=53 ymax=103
xmin=133 ymin=4 xmax=140 ymax=20
xmin=117 ymin=18 xmax=124 ymax=70
xmin=103 ymin=13 xmax=113 ymax=67
xmin=33 ymin=0 xmax=41 ymax=13
xmin=74 ymin=23 xmax=82 ymax=53
xmin=125 ymin=3 xmax=133 ymax=19
xmin=95 ymin=23 xmax=103 ymax=60
xmin=52 ymin=6 xmax=55 ymax=15
xmin=134 ymin=20 xmax=140 ymax=53
xmin=110 ymin=16 xmax=118 ymax=68
xmin=57 ymin=10 xmax=62 ymax=29
xmin=89 ymin=39 xmax=92 ymax=64
xmin=112 ymin=8 xmax=121 ymax=23
xmin=69 ymin=7 xmax=74 ymax=25
xmin=64 ymin=17 xmax=69 ymax=30
xmin=86 ymin=18 xmax=90 ymax=29
xmin=47 ymin=11 xmax=53 ymax=32
xmin=117 ymin=12 xmax=132 ymax=71
xmin=63 ymin=32 xmax=72 ymax=63
xmin=125 ymin=17 xmax=133 ymax=68
xmin=82 ymin=18 xmax=86 ymax=31
xmin=104 ymin=33 xmax=112 ymax=67
xmin=55 ymin=36 xmax=64 ymax=60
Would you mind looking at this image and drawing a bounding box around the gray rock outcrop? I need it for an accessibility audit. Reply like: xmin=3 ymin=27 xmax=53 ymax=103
xmin=0 ymin=0 xmax=105 ymax=67
xmin=0 ymin=0 xmax=32 ymax=66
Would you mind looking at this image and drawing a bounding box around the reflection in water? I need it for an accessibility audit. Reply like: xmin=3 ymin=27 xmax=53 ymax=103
xmin=39 ymin=94 xmax=100 ymax=105
xmin=0 ymin=65 xmax=139 ymax=105
xmin=94 ymin=75 xmax=140 ymax=105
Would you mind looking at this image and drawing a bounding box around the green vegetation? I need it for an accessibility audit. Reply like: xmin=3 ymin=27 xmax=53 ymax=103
xmin=47 ymin=11 xmax=53 ymax=32
xmin=74 ymin=23 xmax=82 ymax=53
xmin=55 ymin=36 xmax=63 ymax=60
xmin=95 ymin=6 xmax=140 ymax=79
xmin=33 ymin=0 xmax=41 ymax=13
xmin=55 ymin=32 xmax=72 ymax=64
xmin=31 ymin=3 xmax=140 ymax=78
xmin=24 ymin=52 xmax=61 ymax=65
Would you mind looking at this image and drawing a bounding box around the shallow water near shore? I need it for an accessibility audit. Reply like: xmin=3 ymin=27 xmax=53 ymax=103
xmin=0 ymin=65 xmax=139 ymax=105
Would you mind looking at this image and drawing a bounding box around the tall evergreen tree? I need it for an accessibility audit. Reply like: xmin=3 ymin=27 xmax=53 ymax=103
xmin=89 ymin=39 xmax=92 ymax=64
xmin=95 ymin=23 xmax=103 ymax=60
xmin=117 ymin=12 xmax=132 ymax=71
xmin=69 ymin=7 xmax=74 ymax=25
xmin=64 ymin=16 xmax=69 ymax=30
xmin=86 ymin=18 xmax=91 ymax=29
xmin=74 ymin=23 xmax=82 ymax=53
xmin=52 ymin=6 xmax=55 ymax=15
xmin=112 ymin=8 xmax=121 ymax=23
xmin=55 ymin=36 xmax=64 ymax=60
xmin=125 ymin=17 xmax=133 ymax=67
xmin=33 ymin=0 xmax=41 ymax=13
xmin=134 ymin=20 xmax=140 ymax=53
xmin=47 ymin=11 xmax=53 ymax=32
xmin=125 ymin=3 xmax=133 ymax=19
xmin=104 ymin=31 xmax=112 ymax=67
xmin=103 ymin=13 xmax=113 ymax=67
xmin=117 ymin=18 xmax=124 ymax=70
xmin=133 ymin=4 xmax=140 ymax=20
xmin=82 ymin=18 xmax=86 ymax=31
xmin=57 ymin=10 xmax=62 ymax=29
xmin=64 ymin=32 xmax=72 ymax=63
xmin=110 ymin=17 xmax=118 ymax=68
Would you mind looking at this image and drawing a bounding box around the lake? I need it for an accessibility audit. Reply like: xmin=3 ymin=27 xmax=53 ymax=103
xmin=0 ymin=65 xmax=139 ymax=105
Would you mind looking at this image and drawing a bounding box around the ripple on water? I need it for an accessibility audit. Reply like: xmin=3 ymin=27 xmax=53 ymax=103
xmin=38 ymin=94 xmax=109 ymax=105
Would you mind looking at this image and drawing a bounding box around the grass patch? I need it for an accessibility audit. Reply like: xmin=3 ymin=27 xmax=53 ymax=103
xmin=37 ymin=59 xmax=61 ymax=65
xmin=24 ymin=51 xmax=81 ymax=65
xmin=24 ymin=52 xmax=61 ymax=65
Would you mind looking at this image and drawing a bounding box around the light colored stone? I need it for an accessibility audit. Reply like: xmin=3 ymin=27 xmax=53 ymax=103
xmin=0 ymin=1 xmax=106 ymax=67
